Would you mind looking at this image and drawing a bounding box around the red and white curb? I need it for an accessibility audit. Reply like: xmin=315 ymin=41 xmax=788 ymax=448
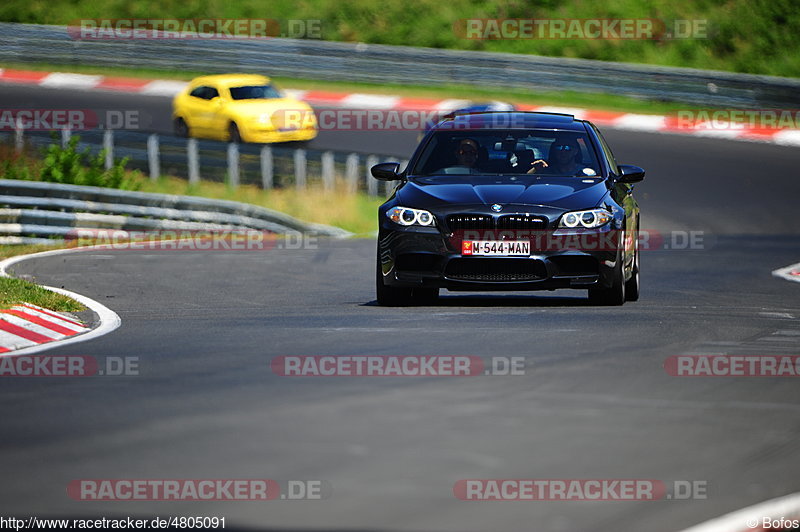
xmin=0 ymin=248 xmax=121 ymax=356
xmin=1 ymin=68 xmax=798 ymax=147
xmin=772 ymin=262 xmax=800 ymax=284
xmin=0 ymin=302 xmax=88 ymax=353
xmin=680 ymin=492 xmax=800 ymax=532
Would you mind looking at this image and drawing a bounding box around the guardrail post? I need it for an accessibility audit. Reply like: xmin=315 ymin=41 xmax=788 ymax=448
xmin=345 ymin=153 xmax=359 ymax=194
xmin=260 ymin=145 xmax=273 ymax=189
xmin=294 ymin=149 xmax=307 ymax=189
xmin=321 ymin=151 xmax=335 ymax=191
xmin=366 ymin=155 xmax=379 ymax=196
xmin=147 ymin=134 xmax=160 ymax=181
xmin=227 ymin=142 xmax=240 ymax=188
xmin=187 ymin=138 xmax=200 ymax=185
xmin=103 ymin=129 xmax=114 ymax=170
xmin=61 ymin=128 xmax=71 ymax=148
xmin=14 ymin=117 xmax=23 ymax=154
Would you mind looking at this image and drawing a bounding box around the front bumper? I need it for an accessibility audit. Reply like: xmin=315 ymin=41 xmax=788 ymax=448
xmin=239 ymin=123 xmax=318 ymax=143
xmin=378 ymin=223 xmax=622 ymax=292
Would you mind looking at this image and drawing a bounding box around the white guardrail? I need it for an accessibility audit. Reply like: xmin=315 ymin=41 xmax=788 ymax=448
xmin=0 ymin=179 xmax=353 ymax=244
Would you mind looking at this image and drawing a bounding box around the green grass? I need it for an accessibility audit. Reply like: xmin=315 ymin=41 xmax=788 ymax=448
xmin=0 ymin=60 xmax=700 ymax=116
xmin=0 ymin=243 xmax=83 ymax=312
xmin=1 ymin=0 xmax=798 ymax=77
xmin=0 ymin=274 xmax=84 ymax=312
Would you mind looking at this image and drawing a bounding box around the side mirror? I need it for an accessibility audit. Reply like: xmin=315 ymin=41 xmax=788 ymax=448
xmin=617 ymin=164 xmax=645 ymax=183
xmin=371 ymin=162 xmax=402 ymax=181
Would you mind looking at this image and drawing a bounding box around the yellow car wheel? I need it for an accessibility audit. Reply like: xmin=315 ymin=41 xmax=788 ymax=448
xmin=228 ymin=122 xmax=243 ymax=144
xmin=174 ymin=117 xmax=189 ymax=138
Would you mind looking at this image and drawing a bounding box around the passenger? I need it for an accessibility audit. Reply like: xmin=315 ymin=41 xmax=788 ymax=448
xmin=527 ymin=138 xmax=583 ymax=175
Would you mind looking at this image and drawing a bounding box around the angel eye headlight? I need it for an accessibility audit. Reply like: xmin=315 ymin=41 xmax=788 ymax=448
xmin=417 ymin=211 xmax=433 ymax=226
xmin=559 ymin=208 xmax=612 ymax=229
xmin=563 ymin=213 xmax=580 ymax=228
xmin=386 ymin=207 xmax=436 ymax=227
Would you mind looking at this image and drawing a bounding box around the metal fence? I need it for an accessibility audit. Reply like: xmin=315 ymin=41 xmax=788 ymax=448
xmin=2 ymin=23 xmax=800 ymax=108
xmin=0 ymin=178 xmax=351 ymax=245
xmin=1 ymin=128 xmax=404 ymax=196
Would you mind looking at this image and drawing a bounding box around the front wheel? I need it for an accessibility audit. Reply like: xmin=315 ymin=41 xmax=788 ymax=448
xmin=228 ymin=122 xmax=243 ymax=144
xmin=624 ymin=232 xmax=640 ymax=302
xmin=588 ymin=233 xmax=626 ymax=306
xmin=376 ymin=254 xmax=412 ymax=306
xmin=174 ymin=117 xmax=189 ymax=138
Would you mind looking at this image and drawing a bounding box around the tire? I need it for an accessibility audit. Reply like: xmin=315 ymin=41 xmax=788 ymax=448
xmin=625 ymin=230 xmax=640 ymax=302
xmin=588 ymin=269 xmax=625 ymax=306
xmin=376 ymin=253 xmax=412 ymax=306
xmin=174 ymin=117 xmax=189 ymax=138
xmin=229 ymin=122 xmax=243 ymax=144
xmin=588 ymin=230 xmax=626 ymax=306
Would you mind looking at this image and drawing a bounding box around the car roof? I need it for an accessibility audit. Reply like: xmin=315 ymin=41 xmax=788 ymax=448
xmin=430 ymin=111 xmax=587 ymax=132
xmin=190 ymin=74 xmax=271 ymax=87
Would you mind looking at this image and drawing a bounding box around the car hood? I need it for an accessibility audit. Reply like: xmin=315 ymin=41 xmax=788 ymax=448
xmin=398 ymin=175 xmax=609 ymax=211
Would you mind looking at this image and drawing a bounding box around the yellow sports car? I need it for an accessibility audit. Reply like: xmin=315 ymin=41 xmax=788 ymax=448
xmin=172 ymin=74 xmax=317 ymax=143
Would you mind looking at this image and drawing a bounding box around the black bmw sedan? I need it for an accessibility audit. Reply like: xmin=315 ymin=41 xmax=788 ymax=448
xmin=372 ymin=111 xmax=644 ymax=306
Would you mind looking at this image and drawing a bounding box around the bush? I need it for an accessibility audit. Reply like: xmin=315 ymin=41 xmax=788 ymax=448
xmin=8 ymin=135 xmax=142 ymax=190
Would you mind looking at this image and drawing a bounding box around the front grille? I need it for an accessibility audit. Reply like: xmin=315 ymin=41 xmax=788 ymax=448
xmin=445 ymin=258 xmax=547 ymax=282
xmin=446 ymin=214 xmax=494 ymax=233
xmin=447 ymin=214 xmax=547 ymax=233
xmin=497 ymin=215 xmax=547 ymax=231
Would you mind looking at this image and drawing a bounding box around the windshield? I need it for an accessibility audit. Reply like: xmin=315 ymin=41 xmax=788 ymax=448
xmin=411 ymin=129 xmax=601 ymax=177
xmin=228 ymin=84 xmax=282 ymax=100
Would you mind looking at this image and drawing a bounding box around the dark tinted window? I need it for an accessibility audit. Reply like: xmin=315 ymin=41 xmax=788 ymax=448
xmin=189 ymin=86 xmax=219 ymax=100
xmin=229 ymin=85 xmax=282 ymax=100
xmin=412 ymin=130 xmax=601 ymax=177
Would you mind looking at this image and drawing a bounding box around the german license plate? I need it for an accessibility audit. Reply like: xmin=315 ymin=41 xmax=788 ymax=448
xmin=462 ymin=240 xmax=530 ymax=256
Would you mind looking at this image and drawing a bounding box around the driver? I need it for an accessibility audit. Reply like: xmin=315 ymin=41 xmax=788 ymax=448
xmin=454 ymin=138 xmax=480 ymax=168
xmin=527 ymin=137 xmax=583 ymax=175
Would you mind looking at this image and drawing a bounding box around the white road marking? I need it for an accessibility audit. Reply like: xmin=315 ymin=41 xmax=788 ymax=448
xmin=39 ymin=73 xmax=103 ymax=90
xmin=772 ymin=262 xmax=800 ymax=284
xmin=613 ymin=113 xmax=667 ymax=131
xmin=773 ymin=130 xmax=800 ymax=146
xmin=339 ymin=93 xmax=400 ymax=109
xmin=140 ymin=80 xmax=189 ymax=97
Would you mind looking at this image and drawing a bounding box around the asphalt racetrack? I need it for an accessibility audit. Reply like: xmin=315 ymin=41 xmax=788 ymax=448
xmin=1 ymin=84 xmax=799 ymax=532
